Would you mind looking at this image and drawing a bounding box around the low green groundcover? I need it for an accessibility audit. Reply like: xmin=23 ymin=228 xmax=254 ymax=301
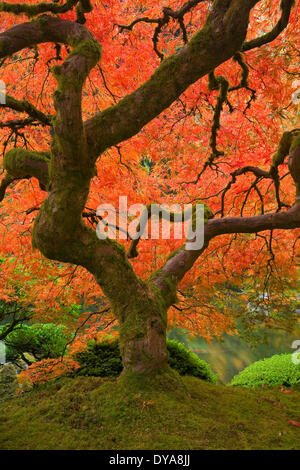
xmin=230 ymin=353 xmax=300 ymax=388
xmin=73 ymin=338 xmax=217 ymax=383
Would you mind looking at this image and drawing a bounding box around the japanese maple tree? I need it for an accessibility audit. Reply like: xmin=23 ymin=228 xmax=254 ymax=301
xmin=0 ymin=0 xmax=299 ymax=382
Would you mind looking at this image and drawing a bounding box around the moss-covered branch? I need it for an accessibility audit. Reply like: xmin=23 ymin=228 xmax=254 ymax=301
xmin=128 ymin=203 xmax=214 ymax=259
xmin=2 ymin=148 xmax=50 ymax=193
xmin=0 ymin=148 xmax=50 ymax=202
xmin=229 ymin=53 xmax=249 ymax=90
xmin=269 ymin=129 xmax=300 ymax=209
xmin=289 ymin=132 xmax=300 ymax=199
xmin=76 ymin=0 xmax=93 ymax=24
xmin=0 ymin=0 xmax=93 ymax=24
xmin=0 ymin=172 xmax=16 ymax=202
xmin=188 ymin=54 xmax=255 ymax=184
xmin=242 ymin=0 xmax=295 ymax=52
xmin=208 ymin=71 xmax=229 ymax=159
xmin=0 ymin=15 xmax=100 ymax=60
xmin=0 ymin=0 xmax=79 ymax=17
xmin=0 ymin=94 xmax=51 ymax=126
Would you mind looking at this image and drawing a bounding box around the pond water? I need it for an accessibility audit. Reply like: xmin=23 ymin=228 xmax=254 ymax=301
xmin=168 ymin=325 xmax=300 ymax=384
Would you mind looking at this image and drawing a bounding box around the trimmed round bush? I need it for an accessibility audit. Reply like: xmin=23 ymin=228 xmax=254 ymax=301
xmin=230 ymin=353 xmax=300 ymax=388
xmin=166 ymin=339 xmax=216 ymax=382
xmin=73 ymin=338 xmax=217 ymax=383
xmin=74 ymin=339 xmax=123 ymax=378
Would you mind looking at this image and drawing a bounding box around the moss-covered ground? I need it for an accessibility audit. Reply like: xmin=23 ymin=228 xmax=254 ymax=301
xmin=0 ymin=376 xmax=299 ymax=450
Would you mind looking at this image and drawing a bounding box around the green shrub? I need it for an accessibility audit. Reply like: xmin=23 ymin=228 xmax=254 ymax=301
xmin=1 ymin=324 xmax=71 ymax=365
xmin=73 ymin=338 xmax=217 ymax=383
xmin=166 ymin=339 xmax=216 ymax=382
xmin=230 ymin=353 xmax=300 ymax=388
xmin=74 ymin=339 xmax=123 ymax=378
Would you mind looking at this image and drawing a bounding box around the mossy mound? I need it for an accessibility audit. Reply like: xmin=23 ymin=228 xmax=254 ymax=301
xmin=73 ymin=338 xmax=217 ymax=383
xmin=0 ymin=376 xmax=300 ymax=450
xmin=230 ymin=353 xmax=300 ymax=388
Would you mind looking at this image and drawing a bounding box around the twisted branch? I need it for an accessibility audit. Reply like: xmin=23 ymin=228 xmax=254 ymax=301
xmin=0 ymin=0 xmax=79 ymax=17
xmin=117 ymin=0 xmax=209 ymax=60
xmin=0 ymin=94 xmax=51 ymax=126
xmin=242 ymin=0 xmax=294 ymax=52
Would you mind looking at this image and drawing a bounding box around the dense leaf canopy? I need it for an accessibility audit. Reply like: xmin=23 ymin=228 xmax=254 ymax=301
xmin=0 ymin=1 xmax=299 ymax=357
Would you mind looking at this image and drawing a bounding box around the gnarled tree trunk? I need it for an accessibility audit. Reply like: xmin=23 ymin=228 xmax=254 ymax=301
xmin=119 ymin=302 xmax=168 ymax=376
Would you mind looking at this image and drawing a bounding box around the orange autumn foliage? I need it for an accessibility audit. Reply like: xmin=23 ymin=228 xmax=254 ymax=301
xmin=0 ymin=0 xmax=299 ymax=363
xmin=18 ymin=358 xmax=80 ymax=386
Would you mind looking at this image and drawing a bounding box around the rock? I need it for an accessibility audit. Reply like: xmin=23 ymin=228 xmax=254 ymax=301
xmin=14 ymin=359 xmax=28 ymax=373
xmin=0 ymin=363 xmax=18 ymax=401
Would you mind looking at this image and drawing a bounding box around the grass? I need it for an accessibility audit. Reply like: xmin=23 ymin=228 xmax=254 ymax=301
xmin=0 ymin=376 xmax=299 ymax=450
